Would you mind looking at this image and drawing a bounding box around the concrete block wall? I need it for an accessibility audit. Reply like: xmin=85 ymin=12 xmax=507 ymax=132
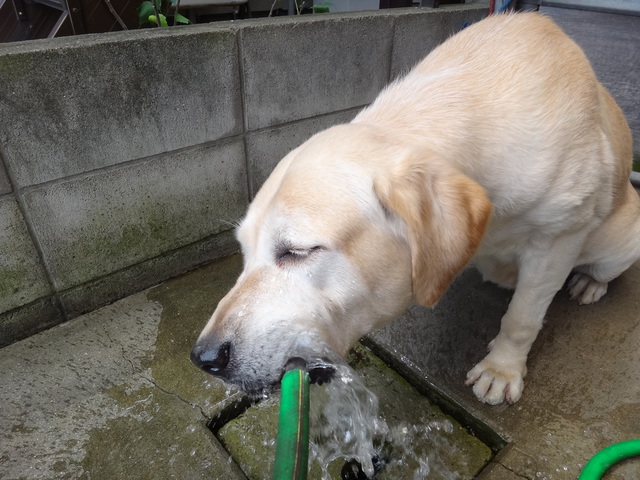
xmin=0 ymin=5 xmax=488 ymax=347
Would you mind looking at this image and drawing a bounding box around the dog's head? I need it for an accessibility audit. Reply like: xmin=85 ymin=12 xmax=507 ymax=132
xmin=191 ymin=124 xmax=491 ymax=396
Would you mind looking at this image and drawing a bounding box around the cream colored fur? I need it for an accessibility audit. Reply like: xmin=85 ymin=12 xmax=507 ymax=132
xmin=193 ymin=13 xmax=640 ymax=404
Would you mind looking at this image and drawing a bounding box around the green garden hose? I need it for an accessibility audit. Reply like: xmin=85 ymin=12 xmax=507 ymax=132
xmin=578 ymin=439 xmax=640 ymax=480
xmin=272 ymin=360 xmax=310 ymax=480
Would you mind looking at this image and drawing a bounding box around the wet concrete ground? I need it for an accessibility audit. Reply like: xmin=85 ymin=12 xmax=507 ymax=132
xmin=1 ymin=252 xmax=639 ymax=479
xmin=368 ymin=264 xmax=640 ymax=480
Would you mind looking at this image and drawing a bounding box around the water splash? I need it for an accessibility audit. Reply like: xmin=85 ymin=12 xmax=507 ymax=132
xmin=287 ymin=337 xmax=387 ymax=478
xmin=286 ymin=337 xmax=483 ymax=479
xmin=309 ymin=361 xmax=388 ymax=479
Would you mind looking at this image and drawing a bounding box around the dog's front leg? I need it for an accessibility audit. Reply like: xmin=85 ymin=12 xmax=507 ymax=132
xmin=466 ymin=233 xmax=587 ymax=405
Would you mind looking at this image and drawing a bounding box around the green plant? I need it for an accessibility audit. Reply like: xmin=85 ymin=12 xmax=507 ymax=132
xmin=138 ymin=0 xmax=190 ymax=27
xmin=311 ymin=1 xmax=332 ymax=12
xmin=268 ymin=0 xmax=332 ymax=16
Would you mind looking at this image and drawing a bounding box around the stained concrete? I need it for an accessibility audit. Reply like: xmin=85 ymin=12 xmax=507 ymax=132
xmin=0 ymin=254 xmax=493 ymax=479
xmin=239 ymin=15 xmax=392 ymax=131
xmin=21 ymin=140 xmax=248 ymax=291
xmin=369 ymin=262 xmax=640 ymax=479
xmin=0 ymin=197 xmax=50 ymax=312
xmin=0 ymin=29 xmax=242 ymax=188
xmin=1 ymin=251 xmax=639 ymax=479
xmin=0 ymin=5 xmax=489 ymax=345
xmin=0 ymin=255 xmax=247 ymax=479
xmin=217 ymin=344 xmax=491 ymax=480
xmin=0 ymin=160 xmax=11 ymax=195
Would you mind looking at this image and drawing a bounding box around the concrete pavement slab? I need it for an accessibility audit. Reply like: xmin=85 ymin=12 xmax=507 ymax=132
xmin=0 ymin=256 xmax=247 ymax=479
xmin=2 ymin=250 xmax=638 ymax=479
xmin=369 ymin=260 xmax=640 ymax=479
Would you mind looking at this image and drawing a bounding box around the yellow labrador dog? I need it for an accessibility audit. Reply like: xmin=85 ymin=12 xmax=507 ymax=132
xmin=192 ymin=13 xmax=640 ymax=405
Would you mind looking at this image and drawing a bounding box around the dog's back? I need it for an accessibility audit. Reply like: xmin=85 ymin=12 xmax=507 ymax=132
xmin=355 ymin=13 xmax=630 ymax=230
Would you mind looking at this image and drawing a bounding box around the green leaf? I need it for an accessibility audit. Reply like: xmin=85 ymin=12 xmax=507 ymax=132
xmin=155 ymin=0 xmax=162 ymax=11
xmin=174 ymin=13 xmax=190 ymax=24
xmin=147 ymin=13 xmax=168 ymax=26
xmin=138 ymin=0 xmax=155 ymax=24
xmin=311 ymin=1 xmax=332 ymax=11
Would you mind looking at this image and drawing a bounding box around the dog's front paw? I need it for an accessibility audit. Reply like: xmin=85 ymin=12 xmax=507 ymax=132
xmin=465 ymin=353 xmax=526 ymax=405
xmin=567 ymin=273 xmax=607 ymax=305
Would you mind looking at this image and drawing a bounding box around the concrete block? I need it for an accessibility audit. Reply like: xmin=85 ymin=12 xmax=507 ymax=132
xmin=390 ymin=6 xmax=487 ymax=79
xmin=59 ymin=229 xmax=239 ymax=319
xmin=22 ymin=139 xmax=248 ymax=291
xmin=0 ymin=296 xmax=63 ymax=348
xmin=0 ymin=290 xmax=245 ymax=479
xmin=0 ymin=196 xmax=51 ymax=314
xmin=240 ymin=13 xmax=393 ymax=131
xmin=0 ymin=27 xmax=242 ymax=187
xmin=0 ymin=158 xmax=11 ymax=195
xmin=245 ymin=108 xmax=360 ymax=196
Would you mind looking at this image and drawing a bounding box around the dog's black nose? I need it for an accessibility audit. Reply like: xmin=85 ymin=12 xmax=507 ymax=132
xmin=190 ymin=341 xmax=231 ymax=378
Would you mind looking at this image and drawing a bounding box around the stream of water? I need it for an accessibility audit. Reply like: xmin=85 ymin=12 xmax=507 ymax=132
xmin=288 ymin=338 xmax=468 ymax=480
xmin=308 ymin=361 xmax=388 ymax=479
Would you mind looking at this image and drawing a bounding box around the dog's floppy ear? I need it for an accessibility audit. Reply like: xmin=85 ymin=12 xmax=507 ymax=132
xmin=374 ymin=154 xmax=492 ymax=306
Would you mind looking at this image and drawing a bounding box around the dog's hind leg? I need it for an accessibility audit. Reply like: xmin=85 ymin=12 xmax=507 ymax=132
xmin=569 ymin=183 xmax=640 ymax=305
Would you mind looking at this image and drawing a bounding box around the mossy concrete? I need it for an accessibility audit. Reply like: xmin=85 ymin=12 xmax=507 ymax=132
xmin=0 ymin=296 xmax=63 ymax=349
xmin=22 ymin=141 xmax=248 ymax=291
xmin=0 ymin=5 xmax=491 ymax=345
xmin=217 ymin=343 xmax=492 ymax=480
xmin=0 ymin=253 xmax=495 ymax=479
xmin=146 ymin=254 xmax=247 ymax=413
xmin=0 ymin=197 xmax=50 ymax=313
xmin=81 ymin=383 xmax=238 ymax=480
xmin=0 ymin=255 xmax=247 ymax=479
xmin=0 ymin=29 xmax=242 ymax=188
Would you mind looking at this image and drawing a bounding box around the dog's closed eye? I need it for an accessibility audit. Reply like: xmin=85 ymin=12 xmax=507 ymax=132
xmin=276 ymin=245 xmax=324 ymax=265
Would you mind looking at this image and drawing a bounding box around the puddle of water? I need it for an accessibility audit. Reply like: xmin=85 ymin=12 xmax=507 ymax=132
xmin=81 ymin=383 xmax=235 ymax=480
